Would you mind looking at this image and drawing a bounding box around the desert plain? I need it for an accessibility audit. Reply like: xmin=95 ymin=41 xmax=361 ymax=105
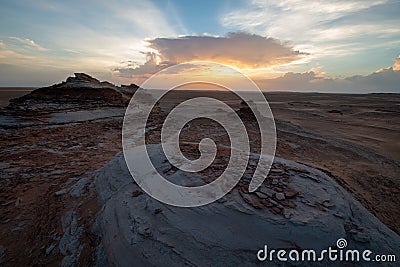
xmin=0 ymin=75 xmax=399 ymax=266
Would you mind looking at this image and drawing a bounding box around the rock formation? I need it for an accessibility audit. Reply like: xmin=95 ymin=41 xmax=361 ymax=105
xmin=93 ymin=144 xmax=400 ymax=266
xmin=6 ymin=73 xmax=139 ymax=113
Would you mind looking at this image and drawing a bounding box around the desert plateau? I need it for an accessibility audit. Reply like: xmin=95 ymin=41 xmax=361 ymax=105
xmin=0 ymin=74 xmax=398 ymax=266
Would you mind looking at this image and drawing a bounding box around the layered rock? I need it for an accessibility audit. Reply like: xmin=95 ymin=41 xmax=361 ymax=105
xmin=119 ymin=83 xmax=140 ymax=97
xmin=93 ymin=144 xmax=400 ymax=266
xmin=7 ymin=73 xmax=139 ymax=113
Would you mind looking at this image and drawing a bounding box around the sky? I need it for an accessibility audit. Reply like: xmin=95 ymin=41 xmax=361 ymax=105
xmin=0 ymin=0 xmax=399 ymax=92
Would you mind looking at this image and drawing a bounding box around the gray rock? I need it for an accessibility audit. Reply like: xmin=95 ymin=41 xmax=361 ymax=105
xmin=55 ymin=189 xmax=68 ymax=196
xmin=254 ymin=192 xmax=269 ymax=199
xmin=69 ymin=178 xmax=89 ymax=198
xmin=0 ymin=245 xmax=6 ymax=264
xmin=270 ymin=169 xmax=285 ymax=175
xmin=93 ymin=145 xmax=400 ymax=266
xmin=45 ymin=243 xmax=56 ymax=255
xmin=275 ymin=193 xmax=285 ymax=201
xmin=258 ymin=187 xmax=275 ymax=197
xmin=59 ymin=211 xmax=83 ymax=266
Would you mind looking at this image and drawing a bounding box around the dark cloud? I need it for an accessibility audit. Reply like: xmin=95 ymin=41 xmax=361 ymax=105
xmin=114 ymin=32 xmax=308 ymax=78
xmin=257 ymin=68 xmax=400 ymax=93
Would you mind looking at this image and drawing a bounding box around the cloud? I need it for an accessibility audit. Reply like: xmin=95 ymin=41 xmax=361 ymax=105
xmin=221 ymin=0 xmax=393 ymax=41
xmin=115 ymin=52 xmax=174 ymax=78
xmin=221 ymin=0 xmax=399 ymax=57
xmin=394 ymin=56 xmax=400 ymax=71
xmin=0 ymin=0 xmax=179 ymax=86
xmin=8 ymin=37 xmax=47 ymax=51
xmin=0 ymin=40 xmax=36 ymax=65
xmin=256 ymin=67 xmax=400 ymax=93
xmin=149 ymin=32 xmax=308 ymax=67
xmin=114 ymin=32 xmax=308 ymax=79
xmin=0 ymin=37 xmax=48 ymax=66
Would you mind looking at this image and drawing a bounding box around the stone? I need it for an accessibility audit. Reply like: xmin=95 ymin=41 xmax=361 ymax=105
xmin=55 ymin=189 xmax=68 ymax=196
xmin=143 ymin=228 xmax=152 ymax=237
xmin=154 ymin=208 xmax=162 ymax=214
xmin=15 ymin=198 xmax=21 ymax=207
xmin=321 ymin=200 xmax=335 ymax=208
xmin=93 ymin=145 xmax=400 ymax=266
xmin=284 ymin=211 xmax=292 ymax=219
xmin=275 ymin=193 xmax=285 ymax=201
xmin=271 ymin=206 xmax=283 ymax=215
xmin=260 ymin=199 xmax=273 ymax=207
xmin=69 ymin=178 xmax=89 ymax=198
xmin=7 ymin=72 xmax=141 ymax=111
xmin=254 ymin=192 xmax=269 ymax=199
xmin=258 ymin=187 xmax=275 ymax=197
xmin=132 ymin=190 xmax=143 ymax=197
xmin=270 ymin=169 xmax=285 ymax=175
xmin=239 ymin=191 xmax=264 ymax=209
xmin=284 ymin=187 xmax=299 ymax=198
xmin=45 ymin=243 xmax=56 ymax=255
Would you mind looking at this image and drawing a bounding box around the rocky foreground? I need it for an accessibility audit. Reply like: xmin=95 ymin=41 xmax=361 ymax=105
xmin=0 ymin=74 xmax=399 ymax=266
xmin=94 ymin=145 xmax=399 ymax=266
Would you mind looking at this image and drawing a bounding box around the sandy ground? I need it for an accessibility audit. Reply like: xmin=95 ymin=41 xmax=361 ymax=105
xmin=154 ymin=90 xmax=400 ymax=234
xmin=0 ymin=113 xmax=123 ymax=265
xmin=0 ymin=90 xmax=399 ymax=265
xmin=0 ymin=88 xmax=35 ymax=108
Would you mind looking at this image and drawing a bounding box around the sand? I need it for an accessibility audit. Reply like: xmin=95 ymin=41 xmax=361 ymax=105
xmin=0 ymin=88 xmax=35 ymax=108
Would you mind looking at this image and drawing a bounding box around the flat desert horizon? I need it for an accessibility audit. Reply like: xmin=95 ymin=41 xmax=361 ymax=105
xmin=0 ymin=88 xmax=36 ymax=108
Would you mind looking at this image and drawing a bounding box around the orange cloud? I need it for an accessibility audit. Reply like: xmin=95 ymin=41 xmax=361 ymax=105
xmin=114 ymin=32 xmax=308 ymax=79
xmin=394 ymin=55 xmax=400 ymax=71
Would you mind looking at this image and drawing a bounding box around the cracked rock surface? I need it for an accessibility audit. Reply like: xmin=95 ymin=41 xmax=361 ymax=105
xmin=94 ymin=145 xmax=400 ymax=266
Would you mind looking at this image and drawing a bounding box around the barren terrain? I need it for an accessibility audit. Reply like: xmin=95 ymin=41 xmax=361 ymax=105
xmin=0 ymin=81 xmax=399 ymax=265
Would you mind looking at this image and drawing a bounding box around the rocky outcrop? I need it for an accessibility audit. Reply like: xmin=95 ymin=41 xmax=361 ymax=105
xmin=93 ymin=144 xmax=400 ymax=266
xmin=65 ymin=73 xmax=102 ymax=84
xmin=6 ymin=73 xmax=139 ymax=113
xmin=119 ymin=84 xmax=140 ymax=97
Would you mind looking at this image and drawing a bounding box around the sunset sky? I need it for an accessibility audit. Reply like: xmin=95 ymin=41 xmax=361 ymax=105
xmin=0 ymin=0 xmax=399 ymax=92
